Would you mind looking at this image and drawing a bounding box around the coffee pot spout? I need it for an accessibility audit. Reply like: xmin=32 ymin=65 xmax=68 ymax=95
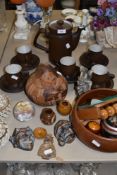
xmin=72 ymin=27 xmax=84 ymax=50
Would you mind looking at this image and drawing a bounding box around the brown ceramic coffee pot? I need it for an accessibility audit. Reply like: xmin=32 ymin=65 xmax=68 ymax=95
xmin=34 ymin=19 xmax=83 ymax=65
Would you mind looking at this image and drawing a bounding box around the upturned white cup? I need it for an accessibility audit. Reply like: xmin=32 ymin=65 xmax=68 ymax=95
xmin=59 ymin=56 xmax=76 ymax=77
xmin=90 ymin=64 xmax=108 ymax=75
xmin=89 ymin=44 xmax=102 ymax=53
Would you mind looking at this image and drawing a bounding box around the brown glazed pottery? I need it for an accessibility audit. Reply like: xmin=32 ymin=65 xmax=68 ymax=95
xmin=40 ymin=108 xmax=56 ymax=125
xmin=71 ymin=88 xmax=117 ymax=152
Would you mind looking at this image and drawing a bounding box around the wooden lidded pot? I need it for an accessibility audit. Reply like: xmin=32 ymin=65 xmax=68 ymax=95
xmin=71 ymin=88 xmax=117 ymax=152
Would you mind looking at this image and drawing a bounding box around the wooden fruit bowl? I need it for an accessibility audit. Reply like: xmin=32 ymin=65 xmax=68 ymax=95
xmin=71 ymin=88 xmax=117 ymax=152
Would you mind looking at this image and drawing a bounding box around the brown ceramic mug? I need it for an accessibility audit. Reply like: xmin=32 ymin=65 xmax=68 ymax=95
xmin=89 ymin=64 xmax=113 ymax=88
xmin=59 ymin=56 xmax=76 ymax=77
xmin=3 ymin=64 xmax=23 ymax=89
xmin=16 ymin=45 xmax=32 ymax=65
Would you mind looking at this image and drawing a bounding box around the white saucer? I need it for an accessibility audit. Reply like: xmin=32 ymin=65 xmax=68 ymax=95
xmin=65 ymin=15 xmax=82 ymax=28
xmin=74 ymin=16 xmax=82 ymax=25
xmin=61 ymin=8 xmax=77 ymax=16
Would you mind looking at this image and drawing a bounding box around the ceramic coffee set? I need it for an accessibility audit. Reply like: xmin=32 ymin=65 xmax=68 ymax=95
xmin=0 ymin=45 xmax=40 ymax=93
xmin=74 ymin=43 xmax=115 ymax=96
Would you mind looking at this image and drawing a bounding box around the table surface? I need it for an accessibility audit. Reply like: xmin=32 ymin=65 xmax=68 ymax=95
xmin=0 ymin=11 xmax=15 ymax=61
xmin=1 ymin=10 xmax=117 ymax=163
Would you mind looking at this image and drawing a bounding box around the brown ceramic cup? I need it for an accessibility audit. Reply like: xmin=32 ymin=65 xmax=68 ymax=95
xmin=16 ymin=45 xmax=32 ymax=65
xmin=59 ymin=56 xmax=76 ymax=77
xmin=3 ymin=64 xmax=23 ymax=89
xmin=90 ymin=64 xmax=112 ymax=88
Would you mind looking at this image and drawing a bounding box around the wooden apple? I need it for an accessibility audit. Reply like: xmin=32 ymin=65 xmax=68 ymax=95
xmin=10 ymin=0 xmax=25 ymax=4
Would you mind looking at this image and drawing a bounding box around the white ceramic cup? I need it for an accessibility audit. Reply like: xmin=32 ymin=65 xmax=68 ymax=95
xmin=90 ymin=64 xmax=108 ymax=75
xmin=60 ymin=56 xmax=76 ymax=66
xmin=5 ymin=64 xmax=22 ymax=75
xmin=16 ymin=45 xmax=32 ymax=54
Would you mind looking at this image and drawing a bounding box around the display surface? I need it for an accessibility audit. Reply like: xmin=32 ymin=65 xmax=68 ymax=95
xmin=1 ymin=10 xmax=117 ymax=163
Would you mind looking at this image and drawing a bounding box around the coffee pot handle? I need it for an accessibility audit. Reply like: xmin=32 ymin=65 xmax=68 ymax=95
xmin=33 ymin=28 xmax=49 ymax=52
xmin=108 ymin=73 xmax=115 ymax=79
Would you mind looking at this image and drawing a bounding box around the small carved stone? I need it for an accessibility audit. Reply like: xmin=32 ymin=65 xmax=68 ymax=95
xmin=54 ymin=120 xmax=75 ymax=146
xmin=38 ymin=134 xmax=56 ymax=160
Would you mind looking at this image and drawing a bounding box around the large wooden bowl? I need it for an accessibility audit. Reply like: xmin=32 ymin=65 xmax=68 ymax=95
xmin=71 ymin=88 xmax=117 ymax=152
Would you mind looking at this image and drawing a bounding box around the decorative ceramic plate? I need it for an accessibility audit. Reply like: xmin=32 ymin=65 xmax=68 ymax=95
xmin=65 ymin=15 xmax=77 ymax=28
xmin=61 ymin=8 xmax=77 ymax=17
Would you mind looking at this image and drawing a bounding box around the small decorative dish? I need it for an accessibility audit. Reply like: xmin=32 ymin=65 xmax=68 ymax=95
xmin=13 ymin=101 xmax=35 ymax=122
xmin=61 ymin=8 xmax=77 ymax=17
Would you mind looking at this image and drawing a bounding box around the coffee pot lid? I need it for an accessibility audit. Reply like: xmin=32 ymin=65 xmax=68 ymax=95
xmin=48 ymin=20 xmax=73 ymax=34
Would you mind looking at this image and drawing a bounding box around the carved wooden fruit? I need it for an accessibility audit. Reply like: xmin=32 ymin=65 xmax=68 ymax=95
xmin=33 ymin=127 xmax=47 ymax=139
